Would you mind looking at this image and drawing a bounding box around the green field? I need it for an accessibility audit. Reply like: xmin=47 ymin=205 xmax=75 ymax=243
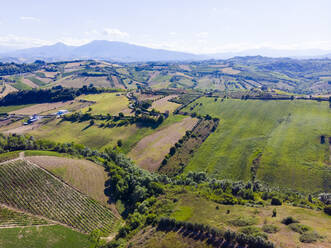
xmin=0 ymin=104 xmax=33 ymax=113
xmin=78 ymin=93 xmax=129 ymax=115
xmin=183 ymin=98 xmax=331 ymax=192
xmin=0 ymin=225 xmax=92 ymax=248
xmin=168 ymin=191 xmax=331 ymax=248
xmin=29 ymin=114 xmax=188 ymax=152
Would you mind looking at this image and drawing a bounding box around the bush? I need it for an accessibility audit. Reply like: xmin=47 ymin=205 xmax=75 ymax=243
xmin=262 ymin=224 xmax=280 ymax=233
xmin=299 ymin=231 xmax=321 ymax=243
xmin=289 ymin=223 xmax=311 ymax=234
xmin=271 ymin=197 xmax=282 ymax=206
xmin=281 ymin=216 xmax=299 ymax=225
xmin=324 ymin=205 xmax=331 ymax=215
xmin=229 ymin=216 xmax=257 ymax=227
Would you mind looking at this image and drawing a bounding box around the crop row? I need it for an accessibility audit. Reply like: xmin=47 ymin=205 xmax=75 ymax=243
xmin=0 ymin=160 xmax=117 ymax=233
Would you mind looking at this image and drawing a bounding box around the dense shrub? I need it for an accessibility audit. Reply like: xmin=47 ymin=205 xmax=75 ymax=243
xmin=281 ymin=216 xmax=299 ymax=225
xmin=271 ymin=197 xmax=282 ymax=206
xmin=324 ymin=205 xmax=331 ymax=215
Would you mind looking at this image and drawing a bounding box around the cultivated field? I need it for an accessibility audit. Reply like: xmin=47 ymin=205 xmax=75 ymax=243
xmin=9 ymin=101 xmax=74 ymax=115
xmin=25 ymin=156 xmax=111 ymax=208
xmin=78 ymin=93 xmax=129 ymax=115
xmin=128 ymin=117 xmax=198 ymax=171
xmin=0 ymin=205 xmax=49 ymax=227
xmin=0 ymin=159 xmax=118 ymax=233
xmin=52 ymin=76 xmax=111 ymax=88
xmin=183 ymin=98 xmax=331 ymax=192
xmin=149 ymin=95 xmax=180 ymax=113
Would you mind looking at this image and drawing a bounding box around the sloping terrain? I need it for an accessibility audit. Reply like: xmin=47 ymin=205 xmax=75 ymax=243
xmin=183 ymin=98 xmax=331 ymax=192
xmin=25 ymin=156 xmax=111 ymax=209
xmin=0 ymin=159 xmax=118 ymax=233
xmin=128 ymin=117 xmax=198 ymax=171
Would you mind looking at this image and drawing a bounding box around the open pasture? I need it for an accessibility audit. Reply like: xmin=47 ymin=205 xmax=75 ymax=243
xmin=183 ymin=98 xmax=331 ymax=192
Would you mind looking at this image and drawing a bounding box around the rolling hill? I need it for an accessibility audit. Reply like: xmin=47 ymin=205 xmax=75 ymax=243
xmin=0 ymin=40 xmax=202 ymax=62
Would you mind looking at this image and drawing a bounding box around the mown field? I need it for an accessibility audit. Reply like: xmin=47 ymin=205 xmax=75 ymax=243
xmin=128 ymin=117 xmax=198 ymax=171
xmin=0 ymin=225 xmax=92 ymax=248
xmin=183 ymin=98 xmax=331 ymax=192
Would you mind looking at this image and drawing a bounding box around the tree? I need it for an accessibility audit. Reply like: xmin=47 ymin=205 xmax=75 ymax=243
xmin=272 ymin=208 xmax=277 ymax=217
xmin=117 ymin=139 xmax=123 ymax=147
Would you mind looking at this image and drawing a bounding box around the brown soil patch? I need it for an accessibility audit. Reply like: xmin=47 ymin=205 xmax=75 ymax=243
xmin=0 ymin=84 xmax=18 ymax=98
xmin=40 ymin=71 xmax=58 ymax=78
xmin=111 ymin=75 xmax=125 ymax=89
xmin=128 ymin=117 xmax=198 ymax=171
xmin=9 ymin=101 xmax=73 ymax=115
xmin=178 ymin=65 xmax=191 ymax=71
xmin=150 ymin=95 xmax=180 ymax=113
xmin=221 ymin=67 xmax=241 ymax=75
xmin=3 ymin=120 xmax=41 ymax=135
xmin=148 ymin=71 xmax=160 ymax=83
xmin=22 ymin=78 xmax=38 ymax=88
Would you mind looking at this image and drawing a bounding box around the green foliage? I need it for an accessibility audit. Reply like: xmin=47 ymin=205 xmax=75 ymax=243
xmin=0 ymin=225 xmax=93 ymax=248
xmin=271 ymin=197 xmax=282 ymax=206
xmin=289 ymin=223 xmax=312 ymax=234
xmin=262 ymin=224 xmax=280 ymax=234
xmin=299 ymin=231 xmax=322 ymax=243
xmin=228 ymin=216 xmax=257 ymax=227
xmin=281 ymin=216 xmax=299 ymax=225
xmin=183 ymin=98 xmax=331 ymax=192
xmin=324 ymin=205 xmax=331 ymax=215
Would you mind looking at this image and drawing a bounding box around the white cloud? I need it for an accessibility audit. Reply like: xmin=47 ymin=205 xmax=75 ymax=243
xmin=20 ymin=16 xmax=40 ymax=22
xmin=169 ymin=32 xmax=177 ymax=36
xmin=102 ymin=28 xmax=129 ymax=38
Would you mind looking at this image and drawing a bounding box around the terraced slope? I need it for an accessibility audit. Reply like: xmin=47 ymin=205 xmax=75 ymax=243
xmin=0 ymin=159 xmax=118 ymax=234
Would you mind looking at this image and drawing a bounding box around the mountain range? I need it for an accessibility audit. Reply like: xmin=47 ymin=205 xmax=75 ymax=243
xmin=0 ymin=40 xmax=330 ymax=62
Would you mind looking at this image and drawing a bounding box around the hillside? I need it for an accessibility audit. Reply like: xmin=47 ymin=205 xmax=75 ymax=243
xmin=0 ymin=159 xmax=119 ymax=234
xmin=0 ymin=41 xmax=202 ymax=62
xmin=1 ymin=57 xmax=330 ymax=95
xmin=181 ymin=98 xmax=331 ymax=192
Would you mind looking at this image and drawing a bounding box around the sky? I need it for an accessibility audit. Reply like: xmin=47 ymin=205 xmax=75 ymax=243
xmin=0 ymin=0 xmax=330 ymax=54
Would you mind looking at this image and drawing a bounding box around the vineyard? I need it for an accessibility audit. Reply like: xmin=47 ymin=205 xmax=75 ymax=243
xmin=0 ymin=160 xmax=118 ymax=234
xmin=0 ymin=206 xmax=49 ymax=227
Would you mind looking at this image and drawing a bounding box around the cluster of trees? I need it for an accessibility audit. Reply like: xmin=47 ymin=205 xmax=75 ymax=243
xmin=103 ymin=149 xmax=165 ymax=211
xmin=157 ymin=218 xmax=275 ymax=248
xmin=64 ymin=111 xmax=165 ymax=128
xmin=0 ymin=85 xmax=119 ymax=106
xmin=0 ymin=61 xmax=43 ymax=76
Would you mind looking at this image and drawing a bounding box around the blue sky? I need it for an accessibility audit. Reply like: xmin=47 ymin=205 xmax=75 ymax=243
xmin=0 ymin=0 xmax=330 ymax=53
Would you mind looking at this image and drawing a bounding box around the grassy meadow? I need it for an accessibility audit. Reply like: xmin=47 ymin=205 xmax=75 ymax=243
xmin=28 ymin=114 xmax=189 ymax=152
xmin=0 ymin=225 xmax=92 ymax=248
xmin=183 ymin=98 xmax=331 ymax=192
xmin=78 ymin=93 xmax=129 ymax=115
xmin=168 ymin=191 xmax=331 ymax=248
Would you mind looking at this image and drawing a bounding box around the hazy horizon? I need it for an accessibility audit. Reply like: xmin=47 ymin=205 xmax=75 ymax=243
xmin=1 ymin=0 xmax=330 ymax=55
